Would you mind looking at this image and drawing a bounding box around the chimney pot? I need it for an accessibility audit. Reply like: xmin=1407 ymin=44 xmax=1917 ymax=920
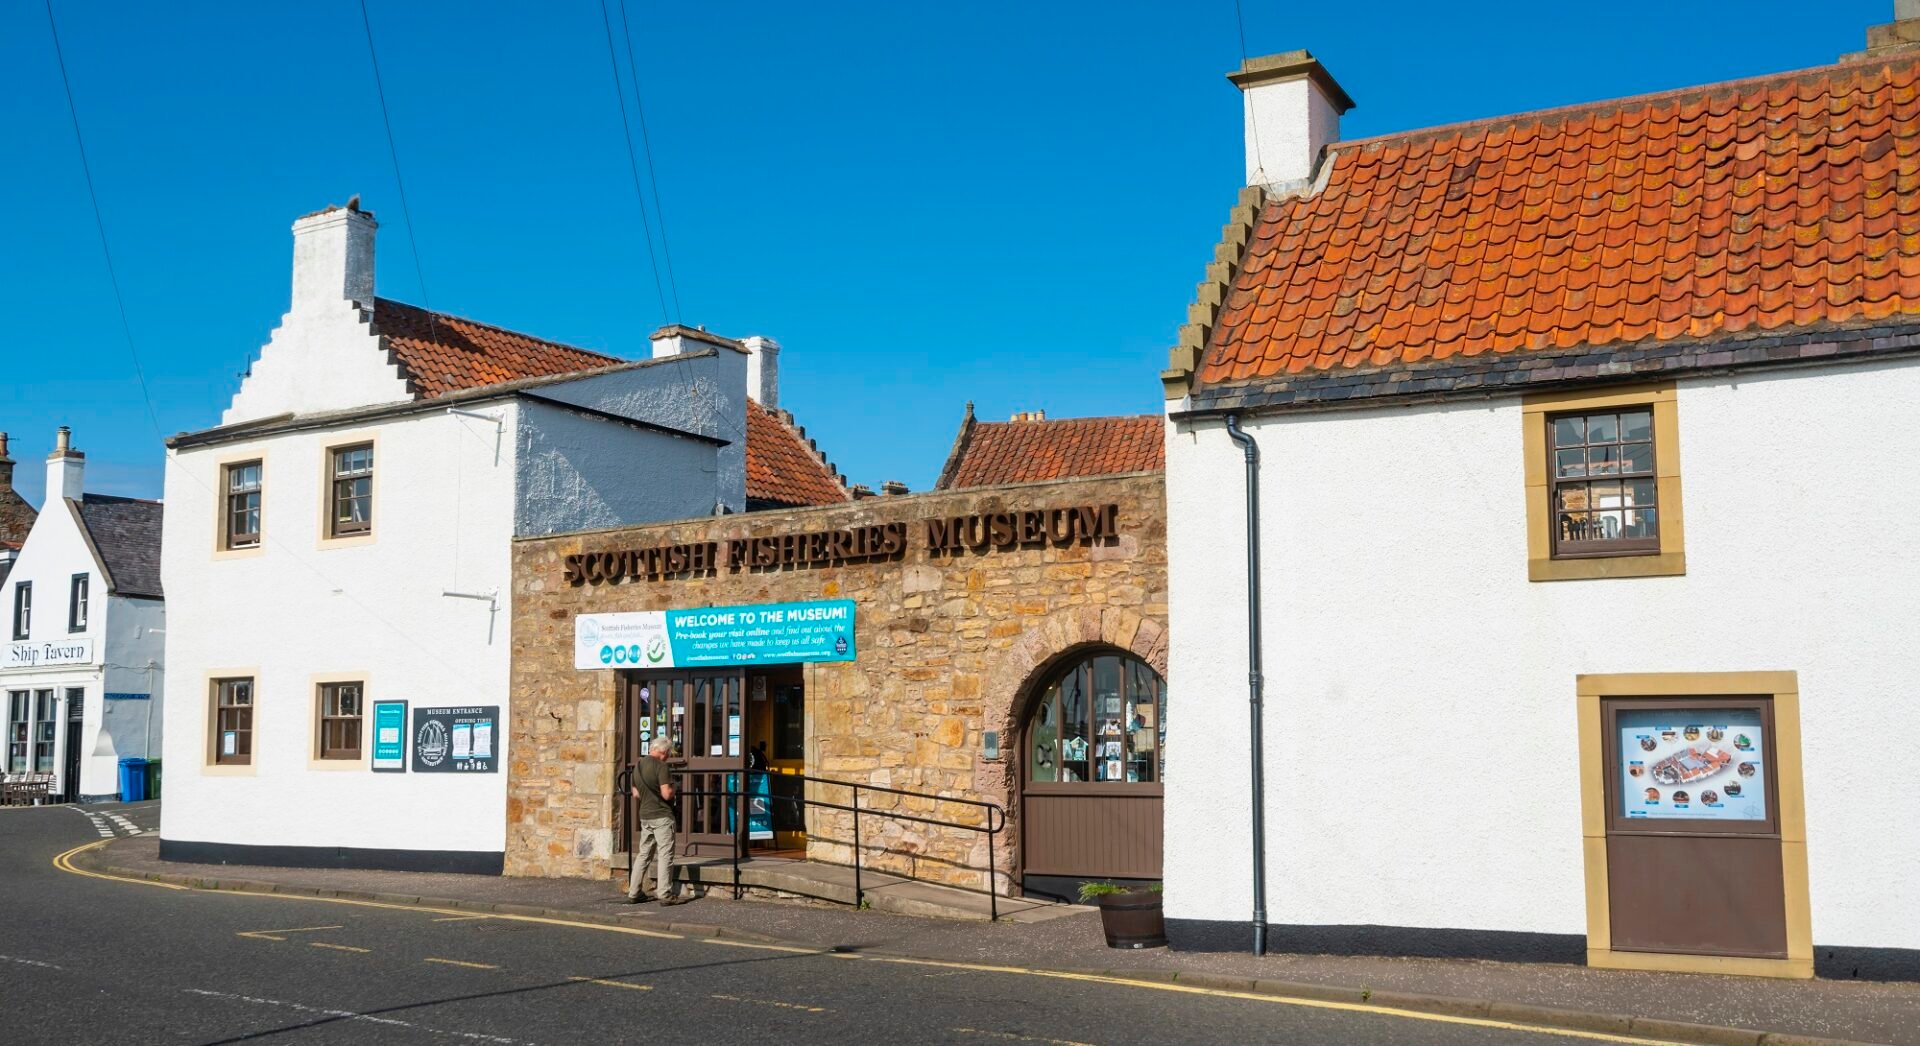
xmin=881 ymin=480 xmax=910 ymax=496
xmin=1229 ymin=50 xmax=1354 ymax=190
xmin=45 ymin=426 xmax=85 ymax=503
xmin=849 ymin=483 xmax=875 ymax=499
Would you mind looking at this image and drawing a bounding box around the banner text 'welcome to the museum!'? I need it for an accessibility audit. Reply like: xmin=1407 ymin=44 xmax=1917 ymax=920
xmin=564 ymin=504 xmax=1120 ymax=585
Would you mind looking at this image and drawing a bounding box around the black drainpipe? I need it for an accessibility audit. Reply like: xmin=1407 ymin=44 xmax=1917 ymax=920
xmin=1223 ymin=414 xmax=1267 ymax=956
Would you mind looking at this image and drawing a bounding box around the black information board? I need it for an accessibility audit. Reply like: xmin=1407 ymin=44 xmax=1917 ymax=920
xmin=411 ymin=706 xmax=500 ymax=773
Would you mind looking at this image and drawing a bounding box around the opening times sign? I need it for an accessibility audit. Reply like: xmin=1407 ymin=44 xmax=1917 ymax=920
xmin=575 ymin=600 xmax=856 ymax=670
xmin=411 ymin=706 xmax=499 ymax=773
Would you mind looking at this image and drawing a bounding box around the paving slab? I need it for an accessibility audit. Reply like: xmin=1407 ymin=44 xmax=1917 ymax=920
xmin=95 ymin=835 xmax=1920 ymax=1045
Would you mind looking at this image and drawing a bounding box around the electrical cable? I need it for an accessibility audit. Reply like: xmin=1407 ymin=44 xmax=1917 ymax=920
xmin=358 ymin=0 xmax=441 ymax=348
xmin=1231 ymin=0 xmax=1266 ymax=183
xmin=41 ymin=0 xmax=163 ymax=441
xmin=597 ymin=0 xmax=672 ymax=325
xmin=615 ymin=0 xmax=682 ymax=321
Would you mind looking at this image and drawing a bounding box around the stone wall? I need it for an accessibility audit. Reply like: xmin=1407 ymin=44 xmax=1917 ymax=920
xmin=506 ymin=471 xmax=1167 ymax=892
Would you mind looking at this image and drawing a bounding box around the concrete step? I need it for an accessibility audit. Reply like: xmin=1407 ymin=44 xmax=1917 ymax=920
xmin=673 ymin=857 xmax=1082 ymax=924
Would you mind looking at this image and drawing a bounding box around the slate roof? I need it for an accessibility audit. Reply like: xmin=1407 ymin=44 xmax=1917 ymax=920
xmin=76 ymin=494 xmax=164 ymax=599
xmin=1195 ymin=54 xmax=1920 ymax=396
xmin=935 ymin=408 xmax=1163 ymax=490
xmin=0 ymin=487 xmax=33 ymax=546
xmin=745 ymin=401 xmax=849 ymax=508
xmin=371 ymin=298 xmax=843 ymax=510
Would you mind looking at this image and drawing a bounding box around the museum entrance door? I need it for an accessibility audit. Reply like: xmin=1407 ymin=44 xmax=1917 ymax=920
xmin=744 ymin=665 xmax=807 ymax=855
xmin=617 ymin=669 xmax=746 ymax=861
xmin=1601 ymin=696 xmax=1787 ymax=958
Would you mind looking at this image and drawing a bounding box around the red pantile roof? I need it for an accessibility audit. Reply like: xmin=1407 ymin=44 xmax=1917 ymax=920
xmin=745 ymin=401 xmax=848 ymax=507
xmin=371 ymin=298 xmax=845 ymax=507
xmin=936 ymin=409 xmax=1163 ymax=490
xmin=375 ymin=298 xmax=621 ymax=398
xmin=1198 ymin=55 xmax=1920 ymax=389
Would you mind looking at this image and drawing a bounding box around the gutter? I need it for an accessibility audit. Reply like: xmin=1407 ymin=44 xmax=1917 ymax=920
xmin=1223 ymin=414 xmax=1267 ymax=956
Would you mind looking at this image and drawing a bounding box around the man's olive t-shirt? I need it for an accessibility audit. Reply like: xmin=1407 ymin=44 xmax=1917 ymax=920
xmin=633 ymin=756 xmax=674 ymax=822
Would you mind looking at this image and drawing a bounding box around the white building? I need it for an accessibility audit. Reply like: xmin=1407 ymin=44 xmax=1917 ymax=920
xmin=3 ymin=428 xmax=164 ymax=802
xmin=1161 ymin=19 xmax=1920 ymax=981
xmin=160 ymin=200 xmax=845 ymax=872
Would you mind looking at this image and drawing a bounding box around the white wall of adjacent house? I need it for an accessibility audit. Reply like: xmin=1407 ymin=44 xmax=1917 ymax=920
xmin=160 ymin=403 xmax=523 ymax=856
xmin=2 ymin=493 xmax=164 ymax=800
xmin=1164 ymin=359 xmax=1920 ymax=953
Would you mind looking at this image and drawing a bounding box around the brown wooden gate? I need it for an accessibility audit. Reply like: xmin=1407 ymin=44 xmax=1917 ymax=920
xmin=617 ymin=669 xmax=746 ymax=861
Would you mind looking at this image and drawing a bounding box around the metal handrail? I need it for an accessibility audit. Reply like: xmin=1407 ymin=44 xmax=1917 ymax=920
xmin=673 ymin=769 xmax=1006 ymax=921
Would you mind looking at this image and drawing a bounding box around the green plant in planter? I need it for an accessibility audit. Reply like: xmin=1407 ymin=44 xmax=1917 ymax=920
xmin=1077 ymin=881 xmax=1164 ymax=903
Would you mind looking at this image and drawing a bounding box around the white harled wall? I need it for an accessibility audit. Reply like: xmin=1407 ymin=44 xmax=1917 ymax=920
xmin=1164 ymin=360 xmax=1920 ymax=953
xmin=161 ymin=403 xmax=523 ymax=855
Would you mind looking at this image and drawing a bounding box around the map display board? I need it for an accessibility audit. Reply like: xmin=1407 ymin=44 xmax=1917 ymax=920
xmin=1618 ymin=707 xmax=1766 ymax=821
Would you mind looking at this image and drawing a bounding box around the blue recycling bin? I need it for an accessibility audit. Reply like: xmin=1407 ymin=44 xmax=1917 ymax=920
xmin=117 ymin=757 xmax=149 ymax=803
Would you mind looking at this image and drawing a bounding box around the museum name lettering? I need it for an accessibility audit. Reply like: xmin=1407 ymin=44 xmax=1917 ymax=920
xmin=564 ymin=504 xmax=1121 ymax=585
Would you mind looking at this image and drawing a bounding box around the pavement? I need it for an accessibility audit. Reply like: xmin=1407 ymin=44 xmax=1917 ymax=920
xmin=0 ymin=800 xmax=1690 ymax=1046
xmin=37 ymin=804 xmax=1914 ymax=1046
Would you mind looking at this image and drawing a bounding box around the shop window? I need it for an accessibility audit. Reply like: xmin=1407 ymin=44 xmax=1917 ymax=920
xmin=317 ymin=681 xmax=364 ymax=761
xmin=212 ymin=677 xmax=254 ymax=765
xmin=1523 ymin=383 xmax=1685 ymax=581
xmin=224 ymin=461 xmax=263 ymax=550
xmin=328 ymin=443 xmax=374 ymax=538
xmin=5 ymin=691 xmax=26 ymax=773
xmin=1026 ymin=652 xmax=1164 ymax=785
xmin=32 ymin=690 xmax=53 ymax=772
xmin=12 ymin=581 xmax=30 ymax=640
xmin=69 ymin=573 xmax=89 ymax=632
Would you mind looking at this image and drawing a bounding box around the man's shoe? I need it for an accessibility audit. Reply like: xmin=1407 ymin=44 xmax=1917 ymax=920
xmin=624 ymin=894 xmax=654 ymax=905
xmin=659 ymin=894 xmax=691 ymax=906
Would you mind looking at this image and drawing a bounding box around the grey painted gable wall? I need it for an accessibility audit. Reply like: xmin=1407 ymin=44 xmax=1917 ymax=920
xmin=512 ymin=399 xmax=723 ymax=538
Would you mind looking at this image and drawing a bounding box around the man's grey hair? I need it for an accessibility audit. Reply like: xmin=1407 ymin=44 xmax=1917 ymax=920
xmin=648 ymin=736 xmax=673 ymax=755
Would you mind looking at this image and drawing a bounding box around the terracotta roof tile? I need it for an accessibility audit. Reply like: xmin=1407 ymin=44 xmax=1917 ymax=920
xmin=372 ymin=299 xmax=844 ymax=507
xmin=936 ymin=413 xmax=1163 ymax=490
xmin=1197 ymin=56 xmax=1920 ymax=389
xmin=744 ymin=401 xmax=848 ymax=507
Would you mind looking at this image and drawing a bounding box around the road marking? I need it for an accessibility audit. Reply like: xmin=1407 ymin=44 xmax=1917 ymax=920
xmin=568 ymin=976 xmax=653 ymax=991
xmin=51 ymin=839 xmax=187 ymax=890
xmin=310 ymin=942 xmax=372 ymax=953
xmin=700 ymin=938 xmax=819 ymax=954
xmin=0 ymin=954 xmax=65 ymax=970
xmin=710 ymin=992 xmax=828 ymax=1014
xmin=432 ymin=915 xmax=491 ymax=922
xmin=425 ymin=957 xmax=500 ymax=969
xmin=59 ymin=849 xmax=1688 ymax=1045
xmin=184 ymin=988 xmax=530 ymax=1045
xmin=952 ymin=1029 xmax=1098 ymax=1046
xmin=236 ymin=925 xmax=344 ymax=942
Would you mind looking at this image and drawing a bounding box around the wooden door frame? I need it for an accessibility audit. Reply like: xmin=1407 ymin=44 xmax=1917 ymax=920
xmin=1576 ymin=671 xmax=1812 ymax=978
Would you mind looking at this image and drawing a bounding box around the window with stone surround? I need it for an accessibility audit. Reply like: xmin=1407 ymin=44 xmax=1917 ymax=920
xmin=1524 ymin=383 xmax=1686 ymax=582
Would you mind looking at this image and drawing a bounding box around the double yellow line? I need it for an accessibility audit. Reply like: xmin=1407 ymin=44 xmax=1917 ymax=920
xmin=52 ymin=838 xmax=1685 ymax=1045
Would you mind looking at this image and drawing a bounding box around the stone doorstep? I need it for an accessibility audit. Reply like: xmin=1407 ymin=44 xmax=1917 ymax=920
xmin=676 ymin=857 xmax=1077 ymax=924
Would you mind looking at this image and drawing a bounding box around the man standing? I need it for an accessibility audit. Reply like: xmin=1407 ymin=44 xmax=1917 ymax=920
xmin=627 ymin=736 xmax=687 ymax=906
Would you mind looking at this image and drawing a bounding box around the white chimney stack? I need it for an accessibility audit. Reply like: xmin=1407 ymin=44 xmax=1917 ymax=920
xmin=1229 ymin=51 xmax=1355 ymax=191
xmin=290 ymin=199 xmax=377 ymax=315
xmin=46 ymin=426 xmax=84 ymax=504
xmin=740 ymin=336 xmax=780 ymax=408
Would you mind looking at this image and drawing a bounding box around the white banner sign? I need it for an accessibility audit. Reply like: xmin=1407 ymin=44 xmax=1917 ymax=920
xmin=2 ymin=638 xmax=96 ymax=671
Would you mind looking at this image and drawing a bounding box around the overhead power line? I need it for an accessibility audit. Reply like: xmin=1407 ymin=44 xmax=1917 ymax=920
xmin=358 ymin=0 xmax=440 ymax=346
xmin=615 ymin=0 xmax=682 ymax=320
xmin=42 ymin=0 xmax=163 ymax=440
xmin=597 ymin=0 xmax=672 ymax=325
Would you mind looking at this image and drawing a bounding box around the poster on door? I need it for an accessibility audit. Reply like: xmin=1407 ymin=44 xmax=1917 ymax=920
xmin=1618 ymin=708 xmax=1766 ymax=821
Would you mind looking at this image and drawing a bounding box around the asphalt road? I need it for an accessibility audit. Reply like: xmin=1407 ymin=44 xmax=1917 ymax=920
xmin=1 ymin=804 xmax=1656 ymax=1045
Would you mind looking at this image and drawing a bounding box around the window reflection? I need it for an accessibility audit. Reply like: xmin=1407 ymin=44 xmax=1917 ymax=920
xmin=1024 ymin=652 xmax=1166 ymax=786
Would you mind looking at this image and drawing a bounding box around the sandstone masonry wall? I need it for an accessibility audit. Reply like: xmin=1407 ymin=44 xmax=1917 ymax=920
xmin=507 ymin=471 xmax=1167 ymax=892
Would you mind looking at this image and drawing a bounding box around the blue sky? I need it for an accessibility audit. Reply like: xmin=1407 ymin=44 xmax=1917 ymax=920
xmin=0 ymin=0 xmax=1888 ymax=506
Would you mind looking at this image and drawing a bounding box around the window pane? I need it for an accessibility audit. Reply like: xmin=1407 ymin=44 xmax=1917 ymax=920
xmin=1587 ymin=481 xmax=1625 ymax=510
xmin=1625 ymin=508 xmax=1658 ymax=539
xmin=1125 ymin=661 xmax=1158 ymax=784
xmin=1554 ymin=449 xmax=1586 ymax=478
xmin=1059 ymin=669 xmax=1089 ymax=782
xmin=1553 ymin=416 xmax=1585 ymax=447
xmin=1621 ymin=442 xmax=1653 ymax=475
xmin=1587 ymin=412 xmax=1619 ymax=443
xmin=1620 ymin=410 xmax=1652 ymax=441
xmin=1587 ymin=445 xmax=1621 ymax=475
xmin=1628 ymin=479 xmax=1656 ymax=506
xmin=1026 ymin=685 xmax=1058 ymax=783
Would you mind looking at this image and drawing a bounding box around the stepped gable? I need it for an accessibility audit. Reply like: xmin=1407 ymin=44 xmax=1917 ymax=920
xmin=745 ymin=401 xmax=849 ymax=508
